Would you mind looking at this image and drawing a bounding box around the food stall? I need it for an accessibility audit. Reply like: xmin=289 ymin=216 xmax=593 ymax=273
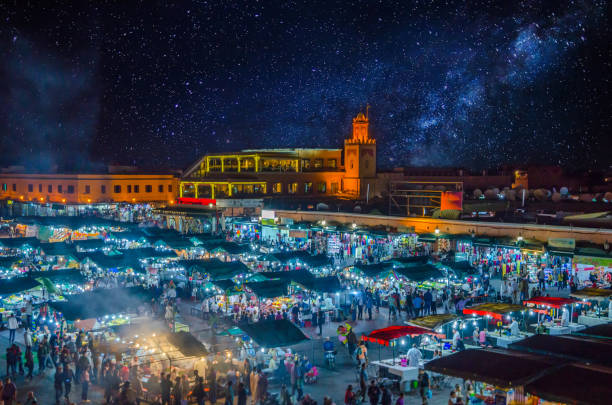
xmin=425 ymin=348 xmax=564 ymax=405
xmin=525 ymin=364 xmax=611 ymax=405
xmin=570 ymin=288 xmax=612 ymax=326
xmin=463 ymin=303 xmax=531 ymax=348
xmin=363 ymin=325 xmax=444 ymax=392
xmin=523 ymin=296 xmax=585 ymax=334
xmin=405 ymin=314 xmax=461 ymax=357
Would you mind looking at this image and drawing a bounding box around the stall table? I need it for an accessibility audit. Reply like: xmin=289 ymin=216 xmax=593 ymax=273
xmin=577 ymin=315 xmax=610 ymax=327
xmin=371 ymin=358 xmax=422 ymax=391
xmin=485 ymin=331 xmax=532 ymax=348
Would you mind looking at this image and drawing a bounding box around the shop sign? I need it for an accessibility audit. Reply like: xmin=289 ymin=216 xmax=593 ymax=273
xmin=216 ymin=199 xmax=263 ymax=208
xmin=547 ymin=238 xmax=575 ymax=250
xmin=289 ymin=230 xmax=307 ymax=239
xmin=261 ymin=209 xmax=275 ymax=219
xmin=261 ymin=218 xmax=275 ymax=226
xmin=574 ymin=255 xmax=612 ymax=268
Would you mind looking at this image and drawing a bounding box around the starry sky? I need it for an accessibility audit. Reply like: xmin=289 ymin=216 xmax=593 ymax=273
xmin=0 ymin=0 xmax=610 ymax=172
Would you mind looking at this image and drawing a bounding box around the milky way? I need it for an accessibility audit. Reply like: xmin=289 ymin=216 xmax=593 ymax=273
xmin=0 ymin=0 xmax=610 ymax=171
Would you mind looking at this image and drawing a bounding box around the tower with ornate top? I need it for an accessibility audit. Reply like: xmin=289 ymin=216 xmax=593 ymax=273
xmin=343 ymin=110 xmax=377 ymax=197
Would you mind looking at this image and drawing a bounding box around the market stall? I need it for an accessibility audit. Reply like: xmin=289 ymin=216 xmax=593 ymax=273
xmin=425 ymin=348 xmax=564 ymax=404
xmin=363 ymin=325 xmax=444 ymax=392
xmin=525 ymin=363 xmax=611 ymax=405
xmin=463 ymin=303 xmax=531 ymax=348
xmin=570 ymin=288 xmax=612 ymax=326
xmin=509 ymin=334 xmax=612 ymax=367
xmin=523 ymin=296 xmax=585 ymax=334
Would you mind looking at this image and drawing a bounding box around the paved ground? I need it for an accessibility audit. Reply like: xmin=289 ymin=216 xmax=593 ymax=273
xmin=0 ymin=277 xmax=571 ymax=404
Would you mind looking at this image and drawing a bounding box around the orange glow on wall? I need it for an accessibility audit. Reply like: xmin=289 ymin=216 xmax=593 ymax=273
xmin=441 ymin=191 xmax=463 ymax=211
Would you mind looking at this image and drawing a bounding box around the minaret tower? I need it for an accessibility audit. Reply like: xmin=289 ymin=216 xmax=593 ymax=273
xmin=343 ymin=108 xmax=377 ymax=196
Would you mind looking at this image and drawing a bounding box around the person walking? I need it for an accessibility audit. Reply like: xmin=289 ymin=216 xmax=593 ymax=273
xmin=7 ymin=314 xmax=18 ymax=345
xmin=23 ymin=329 xmax=32 ymax=350
xmin=423 ymin=290 xmax=432 ymax=316
xmin=193 ymin=377 xmax=206 ymax=405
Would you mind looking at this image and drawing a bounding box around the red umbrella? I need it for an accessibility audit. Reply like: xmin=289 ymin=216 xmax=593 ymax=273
xmin=523 ymin=296 xmax=581 ymax=309
xmin=362 ymin=325 xmax=444 ymax=346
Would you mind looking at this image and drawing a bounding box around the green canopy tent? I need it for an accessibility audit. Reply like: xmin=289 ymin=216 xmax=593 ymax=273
xmin=39 ymin=242 xmax=78 ymax=258
xmin=166 ymin=331 xmax=208 ymax=356
xmin=391 ymin=256 xmax=430 ymax=267
xmin=204 ymin=260 xmax=251 ymax=280
xmin=394 ymin=264 xmax=444 ymax=282
xmin=73 ymin=239 xmax=106 ymax=250
xmin=245 ymin=279 xmax=290 ymax=299
xmin=440 ymin=260 xmax=477 ymax=279
xmin=118 ymin=248 xmax=178 ymax=259
xmin=0 ymin=277 xmax=40 ymax=295
xmin=27 ymin=268 xmax=86 ymax=284
xmin=49 ymin=287 xmax=155 ymax=320
xmin=109 ymin=231 xmax=149 ymax=243
xmin=301 ymin=254 xmax=332 ymax=268
xmin=35 ymin=277 xmax=59 ymax=295
xmin=239 ymin=319 xmax=310 ymax=348
xmin=270 ymin=251 xmax=311 ymax=264
xmin=202 ymin=241 xmax=252 ymax=255
xmin=153 ymin=237 xmax=195 ymax=250
xmin=0 ymin=255 xmax=22 ymax=269
xmin=80 ymin=252 xmax=145 ymax=273
xmin=0 ymin=237 xmax=41 ymax=249
xmin=353 ymin=262 xmax=394 ymax=278
xmin=259 ymin=269 xmax=315 ymax=286
xmin=300 ymin=276 xmax=343 ymax=294
xmin=141 ymin=227 xmax=182 ymax=238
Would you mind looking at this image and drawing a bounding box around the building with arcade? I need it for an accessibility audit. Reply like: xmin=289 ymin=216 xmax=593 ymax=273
xmin=179 ymin=111 xmax=381 ymax=202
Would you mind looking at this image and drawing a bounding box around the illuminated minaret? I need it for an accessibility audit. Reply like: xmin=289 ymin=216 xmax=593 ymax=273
xmin=343 ymin=108 xmax=377 ymax=196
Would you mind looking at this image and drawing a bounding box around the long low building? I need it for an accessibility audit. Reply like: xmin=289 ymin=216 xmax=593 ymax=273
xmin=0 ymin=172 xmax=178 ymax=204
xmin=271 ymin=209 xmax=612 ymax=245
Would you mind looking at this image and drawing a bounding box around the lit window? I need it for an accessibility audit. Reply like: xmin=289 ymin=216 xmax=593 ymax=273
xmin=304 ymin=182 xmax=313 ymax=193
xmin=317 ymin=182 xmax=326 ymax=193
xmin=272 ymin=183 xmax=283 ymax=193
xmin=328 ymin=159 xmax=337 ymax=169
xmin=288 ymin=182 xmax=298 ymax=194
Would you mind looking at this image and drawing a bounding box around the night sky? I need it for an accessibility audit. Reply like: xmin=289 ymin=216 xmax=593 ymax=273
xmin=0 ymin=0 xmax=610 ymax=172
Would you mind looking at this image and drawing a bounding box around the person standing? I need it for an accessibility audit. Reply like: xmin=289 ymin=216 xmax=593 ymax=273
xmin=357 ymin=295 xmax=364 ymax=320
xmin=23 ymin=329 xmax=32 ymax=350
xmin=24 ymin=347 xmax=34 ymax=381
xmin=344 ymin=385 xmax=355 ymax=405
xmin=161 ymin=373 xmax=172 ymax=405
xmin=380 ymin=384 xmax=392 ymax=405
xmin=63 ymin=365 xmax=74 ymax=403
xmin=407 ymin=344 xmax=422 ymax=367
xmin=224 ymin=380 xmax=234 ymax=405
xmin=237 ymin=382 xmax=247 ymax=405
xmin=367 ymin=380 xmax=380 ymax=405
xmin=7 ymin=314 xmax=18 ymax=345
xmin=366 ymin=295 xmax=373 ymax=320
xmin=193 ymin=377 xmax=206 ymax=405
xmin=413 ymin=295 xmax=423 ymax=318
xmin=172 ymin=376 xmax=183 ymax=405
xmin=423 ymin=290 xmax=432 ymax=316
xmin=1 ymin=377 xmax=17 ymax=405
xmin=81 ymin=367 xmax=90 ymax=402
xmin=54 ymin=366 xmax=64 ymax=405
xmin=317 ymin=309 xmax=325 ymax=336
xmin=418 ymin=369 xmax=430 ymax=405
